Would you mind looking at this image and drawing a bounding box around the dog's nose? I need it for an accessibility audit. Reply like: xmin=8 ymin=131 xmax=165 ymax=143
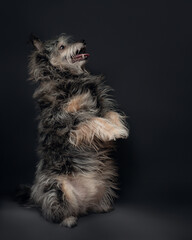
xmin=80 ymin=39 xmax=86 ymax=45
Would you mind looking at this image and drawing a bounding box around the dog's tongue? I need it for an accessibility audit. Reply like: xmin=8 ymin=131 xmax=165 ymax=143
xmin=72 ymin=53 xmax=90 ymax=62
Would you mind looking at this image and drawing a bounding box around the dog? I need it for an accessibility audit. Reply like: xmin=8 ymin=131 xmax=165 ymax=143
xmin=20 ymin=33 xmax=129 ymax=227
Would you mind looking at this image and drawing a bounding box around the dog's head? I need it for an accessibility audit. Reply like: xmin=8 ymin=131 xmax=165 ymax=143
xmin=30 ymin=34 xmax=90 ymax=74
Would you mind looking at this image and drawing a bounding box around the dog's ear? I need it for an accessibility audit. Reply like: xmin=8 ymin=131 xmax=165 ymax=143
xmin=29 ymin=34 xmax=43 ymax=51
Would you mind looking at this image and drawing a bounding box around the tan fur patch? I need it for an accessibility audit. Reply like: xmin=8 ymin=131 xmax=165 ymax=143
xmin=64 ymin=92 xmax=93 ymax=113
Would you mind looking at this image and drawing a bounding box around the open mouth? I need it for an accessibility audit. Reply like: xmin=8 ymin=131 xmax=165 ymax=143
xmin=71 ymin=47 xmax=90 ymax=63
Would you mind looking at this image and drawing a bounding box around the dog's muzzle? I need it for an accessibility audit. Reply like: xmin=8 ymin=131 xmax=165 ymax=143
xmin=71 ymin=45 xmax=90 ymax=63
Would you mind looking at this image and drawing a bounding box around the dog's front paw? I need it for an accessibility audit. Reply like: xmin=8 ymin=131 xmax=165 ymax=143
xmin=107 ymin=126 xmax=129 ymax=141
xmin=104 ymin=111 xmax=129 ymax=140
xmin=115 ymin=127 xmax=129 ymax=140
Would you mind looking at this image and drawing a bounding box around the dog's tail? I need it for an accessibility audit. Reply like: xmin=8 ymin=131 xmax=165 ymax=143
xmin=15 ymin=184 xmax=34 ymax=207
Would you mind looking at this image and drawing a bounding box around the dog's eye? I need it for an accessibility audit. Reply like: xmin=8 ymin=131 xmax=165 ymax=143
xmin=59 ymin=45 xmax=65 ymax=50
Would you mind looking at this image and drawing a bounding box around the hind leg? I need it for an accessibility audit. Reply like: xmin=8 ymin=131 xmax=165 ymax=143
xmin=31 ymin=179 xmax=78 ymax=227
xmin=41 ymin=187 xmax=65 ymax=223
xmin=41 ymin=186 xmax=78 ymax=227
xmin=60 ymin=216 xmax=78 ymax=228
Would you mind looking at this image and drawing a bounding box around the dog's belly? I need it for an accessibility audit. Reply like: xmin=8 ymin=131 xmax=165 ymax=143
xmin=57 ymin=173 xmax=105 ymax=210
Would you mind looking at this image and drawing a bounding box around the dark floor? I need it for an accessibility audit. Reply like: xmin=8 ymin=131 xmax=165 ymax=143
xmin=0 ymin=198 xmax=192 ymax=240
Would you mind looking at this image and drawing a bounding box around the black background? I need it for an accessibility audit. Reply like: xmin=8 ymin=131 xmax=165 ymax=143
xmin=1 ymin=1 xmax=192 ymax=240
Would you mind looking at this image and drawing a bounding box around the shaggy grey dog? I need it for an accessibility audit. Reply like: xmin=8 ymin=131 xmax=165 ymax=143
xmin=22 ymin=33 xmax=128 ymax=227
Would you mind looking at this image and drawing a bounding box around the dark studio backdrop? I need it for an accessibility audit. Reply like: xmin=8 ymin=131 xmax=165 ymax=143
xmin=0 ymin=1 xmax=192 ymax=240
